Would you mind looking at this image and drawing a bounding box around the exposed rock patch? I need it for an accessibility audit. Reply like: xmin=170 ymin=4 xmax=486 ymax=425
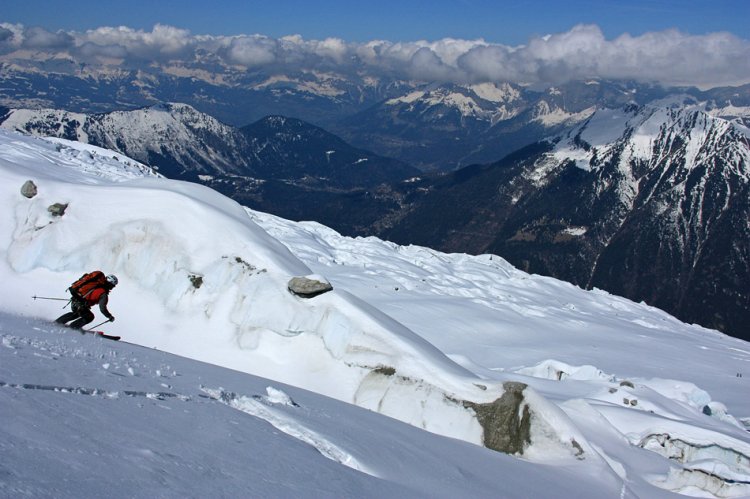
xmin=20 ymin=180 xmax=37 ymax=198
xmin=288 ymin=275 xmax=333 ymax=298
xmin=464 ymin=381 xmax=532 ymax=454
xmin=47 ymin=203 xmax=68 ymax=217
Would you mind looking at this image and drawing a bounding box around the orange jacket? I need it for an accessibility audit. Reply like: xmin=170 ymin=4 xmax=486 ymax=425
xmin=83 ymin=287 xmax=107 ymax=306
xmin=80 ymin=287 xmax=113 ymax=320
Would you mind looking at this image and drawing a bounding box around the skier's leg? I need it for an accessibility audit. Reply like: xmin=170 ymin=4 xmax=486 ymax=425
xmin=55 ymin=311 xmax=78 ymax=324
xmin=68 ymin=307 xmax=94 ymax=329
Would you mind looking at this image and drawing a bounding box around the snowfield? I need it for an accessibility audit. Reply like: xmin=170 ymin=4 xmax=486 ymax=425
xmin=1 ymin=128 xmax=749 ymax=497
xmin=3 ymin=313 xmax=609 ymax=498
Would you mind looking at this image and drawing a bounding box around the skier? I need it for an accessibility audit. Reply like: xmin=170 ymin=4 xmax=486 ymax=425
xmin=56 ymin=272 xmax=118 ymax=329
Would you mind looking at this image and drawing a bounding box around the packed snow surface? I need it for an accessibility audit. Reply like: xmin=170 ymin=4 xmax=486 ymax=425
xmin=3 ymin=313 xmax=610 ymax=498
xmin=1 ymin=129 xmax=750 ymax=497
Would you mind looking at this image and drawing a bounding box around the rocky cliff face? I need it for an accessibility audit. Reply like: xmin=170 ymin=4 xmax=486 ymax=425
xmin=383 ymin=100 xmax=750 ymax=339
xmin=576 ymin=102 xmax=750 ymax=336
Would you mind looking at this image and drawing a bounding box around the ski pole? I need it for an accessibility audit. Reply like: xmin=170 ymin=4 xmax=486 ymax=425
xmin=85 ymin=319 xmax=112 ymax=332
xmin=32 ymin=295 xmax=73 ymax=309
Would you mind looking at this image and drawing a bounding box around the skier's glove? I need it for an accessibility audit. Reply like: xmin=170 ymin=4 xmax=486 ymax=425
xmin=107 ymin=315 xmax=115 ymax=322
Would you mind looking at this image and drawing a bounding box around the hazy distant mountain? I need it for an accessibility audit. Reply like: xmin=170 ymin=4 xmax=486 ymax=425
xmin=381 ymin=99 xmax=750 ymax=340
xmin=335 ymin=81 xmax=750 ymax=171
xmin=0 ymin=62 xmax=406 ymax=128
xmin=3 ymin=60 xmax=748 ymax=171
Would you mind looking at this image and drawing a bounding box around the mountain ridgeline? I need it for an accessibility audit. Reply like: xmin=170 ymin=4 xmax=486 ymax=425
xmin=382 ymin=101 xmax=750 ymax=340
xmin=2 ymin=96 xmax=749 ymax=341
xmin=0 ymin=103 xmax=419 ymax=230
xmin=333 ymin=80 xmax=682 ymax=171
xmin=3 ymin=58 xmax=748 ymax=172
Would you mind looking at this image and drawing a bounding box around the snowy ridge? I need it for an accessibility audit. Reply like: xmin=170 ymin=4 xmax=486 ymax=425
xmin=550 ymin=102 xmax=750 ymax=197
xmin=2 ymin=103 xmax=251 ymax=176
xmin=0 ymin=133 xmax=159 ymax=183
xmin=532 ymin=101 xmax=596 ymax=126
xmin=2 ymin=128 xmax=750 ymax=497
xmin=560 ymin=101 xmax=749 ymax=169
xmin=385 ymin=84 xmax=523 ymax=123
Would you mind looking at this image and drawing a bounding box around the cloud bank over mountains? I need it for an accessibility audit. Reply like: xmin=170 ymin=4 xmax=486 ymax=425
xmin=1 ymin=22 xmax=749 ymax=88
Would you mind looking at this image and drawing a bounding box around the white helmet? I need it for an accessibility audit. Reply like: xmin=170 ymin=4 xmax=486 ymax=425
xmin=106 ymin=274 xmax=118 ymax=286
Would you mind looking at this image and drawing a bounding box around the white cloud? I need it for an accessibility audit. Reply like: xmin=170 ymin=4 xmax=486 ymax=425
xmin=309 ymin=37 xmax=349 ymax=64
xmin=22 ymin=26 xmax=74 ymax=50
xmin=79 ymin=24 xmax=194 ymax=61
xmin=1 ymin=23 xmax=748 ymax=88
xmin=406 ymin=46 xmax=458 ymax=81
xmin=222 ymin=35 xmax=278 ymax=67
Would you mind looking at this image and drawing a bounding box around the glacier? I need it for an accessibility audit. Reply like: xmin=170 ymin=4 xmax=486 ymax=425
xmin=1 ymin=128 xmax=750 ymax=497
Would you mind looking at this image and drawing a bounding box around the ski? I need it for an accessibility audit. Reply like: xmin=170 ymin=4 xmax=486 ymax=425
xmin=88 ymin=330 xmax=121 ymax=341
xmin=53 ymin=321 xmax=121 ymax=341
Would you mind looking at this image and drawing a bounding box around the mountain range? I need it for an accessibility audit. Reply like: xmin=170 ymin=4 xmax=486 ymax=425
xmin=2 ymin=67 xmax=749 ymax=341
xmin=3 ymin=59 xmax=749 ymax=171
xmin=0 ymin=103 xmax=418 ymax=232
xmin=3 ymin=95 xmax=749 ymax=341
xmin=382 ymin=99 xmax=750 ymax=340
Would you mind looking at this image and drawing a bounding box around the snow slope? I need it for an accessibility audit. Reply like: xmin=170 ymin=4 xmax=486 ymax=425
xmin=2 ymin=313 xmax=617 ymax=498
xmin=0 ymin=129 xmax=527 ymax=449
xmin=2 ymin=128 xmax=750 ymax=497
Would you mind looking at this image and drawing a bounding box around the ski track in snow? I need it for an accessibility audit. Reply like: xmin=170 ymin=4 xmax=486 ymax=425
xmin=2 ymin=325 xmax=369 ymax=478
xmin=0 ymin=380 xmax=191 ymax=402
xmin=0 ymin=374 xmax=365 ymax=476
xmin=202 ymin=387 xmax=369 ymax=475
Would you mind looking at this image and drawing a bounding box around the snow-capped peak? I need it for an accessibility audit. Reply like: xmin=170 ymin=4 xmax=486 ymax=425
xmin=385 ymin=85 xmax=521 ymax=122
xmin=552 ymin=102 xmax=750 ymax=181
xmin=532 ymin=100 xmax=596 ymax=126
xmin=468 ymin=82 xmax=521 ymax=103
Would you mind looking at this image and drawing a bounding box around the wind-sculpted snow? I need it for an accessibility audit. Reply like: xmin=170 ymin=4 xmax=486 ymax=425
xmin=0 ymin=131 xmax=159 ymax=183
xmin=0 ymin=128 xmax=565 ymax=454
xmin=2 ymin=128 xmax=750 ymax=497
xmin=248 ymin=209 xmax=750 ymax=496
xmin=514 ymin=359 xmax=750 ymax=493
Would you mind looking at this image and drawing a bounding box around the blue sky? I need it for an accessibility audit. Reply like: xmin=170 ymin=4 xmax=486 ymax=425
xmin=2 ymin=0 xmax=748 ymax=44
